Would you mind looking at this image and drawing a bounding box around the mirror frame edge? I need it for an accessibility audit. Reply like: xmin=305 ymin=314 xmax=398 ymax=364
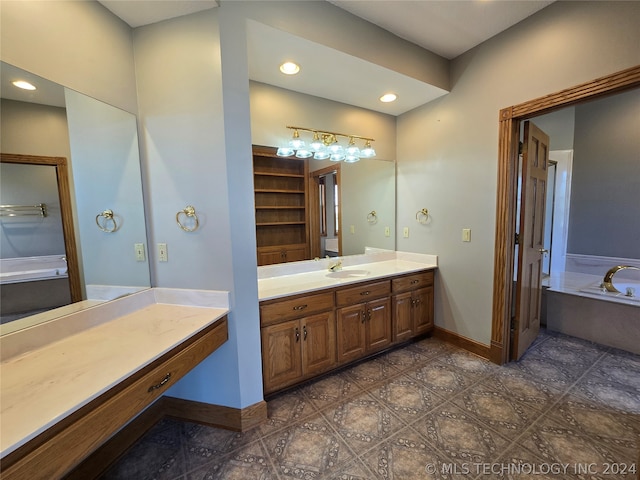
xmin=0 ymin=153 xmax=82 ymax=302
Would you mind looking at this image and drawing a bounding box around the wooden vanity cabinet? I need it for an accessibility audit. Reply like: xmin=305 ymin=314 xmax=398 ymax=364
xmin=335 ymin=280 xmax=392 ymax=364
xmin=392 ymin=271 xmax=434 ymax=342
xmin=260 ymin=292 xmax=336 ymax=394
xmin=259 ymin=269 xmax=435 ymax=395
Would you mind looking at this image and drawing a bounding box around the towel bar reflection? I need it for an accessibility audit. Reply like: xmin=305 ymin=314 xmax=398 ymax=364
xmin=96 ymin=209 xmax=118 ymax=233
xmin=176 ymin=205 xmax=200 ymax=232
xmin=416 ymin=208 xmax=430 ymax=224
xmin=0 ymin=203 xmax=47 ymax=218
xmin=366 ymin=211 xmax=378 ymax=224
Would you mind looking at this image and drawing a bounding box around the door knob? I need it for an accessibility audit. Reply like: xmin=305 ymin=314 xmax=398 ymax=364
xmin=538 ymin=248 xmax=549 ymax=254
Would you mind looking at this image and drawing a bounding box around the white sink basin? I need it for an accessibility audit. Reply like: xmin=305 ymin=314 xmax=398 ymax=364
xmin=326 ymin=269 xmax=370 ymax=279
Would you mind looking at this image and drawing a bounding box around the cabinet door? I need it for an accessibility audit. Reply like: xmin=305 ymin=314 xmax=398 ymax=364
xmin=302 ymin=311 xmax=336 ymax=376
xmin=261 ymin=320 xmax=302 ymax=394
xmin=414 ymin=286 xmax=434 ymax=334
xmin=284 ymin=246 xmax=308 ymax=263
xmin=257 ymin=248 xmax=285 ymax=266
xmin=366 ymin=297 xmax=392 ymax=352
xmin=336 ymin=304 xmax=366 ymax=363
xmin=392 ymin=291 xmax=414 ymax=343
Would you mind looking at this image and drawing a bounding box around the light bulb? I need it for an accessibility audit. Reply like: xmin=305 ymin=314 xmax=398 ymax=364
xmin=289 ymin=129 xmax=305 ymax=149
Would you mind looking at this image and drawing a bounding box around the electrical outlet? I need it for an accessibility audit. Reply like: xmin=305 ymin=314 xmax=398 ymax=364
xmin=350 ymin=225 xmax=355 ymax=234
xmin=158 ymin=243 xmax=168 ymax=262
xmin=462 ymin=228 xmax=471 ymax=242
xmin=134 ymin=243 xmax=146 ymax=262
xmin=384 ymin=226 xmax=390 ymax=237
xmin=403 ymin=227 xmax=409 ymax=238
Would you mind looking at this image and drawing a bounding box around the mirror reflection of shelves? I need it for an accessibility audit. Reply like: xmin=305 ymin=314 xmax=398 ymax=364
xmin=253 ymin=146 xmax=310 ymax=265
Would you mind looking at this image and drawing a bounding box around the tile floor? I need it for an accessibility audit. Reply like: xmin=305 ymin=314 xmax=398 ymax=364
xmin=100 ymin=330 xmax=639 ymax=479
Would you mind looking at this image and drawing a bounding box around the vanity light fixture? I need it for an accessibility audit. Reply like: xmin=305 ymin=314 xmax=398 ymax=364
xmin=379 ymin=93 xmax=397 ymax=103
xmin=279 ymin=62 xmax=300 ymax=75
xmin=277 ymin=126 xmax=376 ymax=162
xmin=12 ymin=80 xmax=36 ymax=90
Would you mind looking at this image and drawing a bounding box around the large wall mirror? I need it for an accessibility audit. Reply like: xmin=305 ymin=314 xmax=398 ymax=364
xmin=0 ymin=62 xmax=150 ymax=334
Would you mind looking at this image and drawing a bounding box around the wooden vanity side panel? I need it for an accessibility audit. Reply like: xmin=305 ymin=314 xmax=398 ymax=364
xmin=1 ymin=318 xmax=228 ymax=480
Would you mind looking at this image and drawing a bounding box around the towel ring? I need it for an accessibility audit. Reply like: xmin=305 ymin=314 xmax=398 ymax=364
xmin=416 ymin=208 xmax=430 ymax=225
xmin=176 ymin=205 xmax=199 ymax=232
xmin=95 ymin=209 xmax=118 ymax=233
xmin=366 ymin=210 xmax=378 ymax=224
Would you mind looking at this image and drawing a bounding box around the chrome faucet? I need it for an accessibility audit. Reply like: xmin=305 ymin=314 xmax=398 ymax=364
xmin=328 ymin=259 xmax=343 ymax=272
xmin=602 ymin=265 xmax=640 ymax=293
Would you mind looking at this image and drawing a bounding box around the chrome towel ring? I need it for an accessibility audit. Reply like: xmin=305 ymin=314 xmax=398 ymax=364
xmin=96 ymin=209 xmax=117 ymax=233
xmin=176 ymin=205 xmax=200 ymax=232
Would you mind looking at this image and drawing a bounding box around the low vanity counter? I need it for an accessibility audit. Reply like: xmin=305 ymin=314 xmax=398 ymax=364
xmin=258 ymin=251 xmax=437 ymax=395
xmin=0 ymin=288 xmax=229 ymax=480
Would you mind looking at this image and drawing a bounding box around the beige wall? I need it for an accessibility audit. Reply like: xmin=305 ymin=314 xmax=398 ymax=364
xmin=396 ymin=1 xmax=640 ymax=345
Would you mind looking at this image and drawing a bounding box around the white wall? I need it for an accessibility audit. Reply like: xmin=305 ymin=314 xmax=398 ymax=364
xmin=0 ymin=0 xmax=137 ymax=113
xmin=64 ymin=89 xmax=149 ymax=287
xmin=133 ymin=9 xmax=262 ymax=409
xmin=396 ymin=1 xmax=640 ymax=345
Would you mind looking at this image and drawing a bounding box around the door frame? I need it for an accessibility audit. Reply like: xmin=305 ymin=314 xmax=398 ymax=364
xmin=1 ymin=153 xmax=82 ymax=303
xmin=308 ymin=164 xmax=342 ymax=259
xmin=489 ymin=65 xmax=640 ymax=365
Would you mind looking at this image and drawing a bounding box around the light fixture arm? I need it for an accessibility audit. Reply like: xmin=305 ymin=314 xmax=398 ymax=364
xmin=286 ymin=125 xmax=375 ymax=144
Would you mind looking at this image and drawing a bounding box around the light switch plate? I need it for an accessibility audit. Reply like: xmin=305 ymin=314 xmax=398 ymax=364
xmin=384 ymin=226 xmax=390 ymax=237
xmin=403 ymin=227 xmax=409 ymax=238
xmin=134 ymin=243 xmax=146 ymax=262
xmin=158 ymin=243 xmax=168 ymax=262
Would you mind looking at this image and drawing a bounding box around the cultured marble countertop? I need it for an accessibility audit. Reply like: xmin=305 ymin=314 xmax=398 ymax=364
xmin=0 ymin=288 xmax=229 ymax=458
xmin=258 ymin=251 xmax=438 ymax=301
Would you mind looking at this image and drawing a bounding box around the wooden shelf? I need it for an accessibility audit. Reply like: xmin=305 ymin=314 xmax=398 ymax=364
xmin=253 ymin=146 xmax=310 ymax=266
xmin=254 ymin=172 xmax=305 ymax=179
xmin=256 ymin=206 xmax=306 ymax=210
xmin=255 ymin=189 xmax=305 ymax=194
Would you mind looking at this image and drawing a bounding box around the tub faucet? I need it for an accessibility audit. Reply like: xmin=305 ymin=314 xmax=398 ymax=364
xmin=602 ymin=265 xmax=640 ymax=293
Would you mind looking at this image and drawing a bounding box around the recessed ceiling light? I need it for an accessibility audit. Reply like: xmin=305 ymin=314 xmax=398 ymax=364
xmin=379 ymin=93 xmax=397 ymax=103
xmin=12 ymin=80 xmax=36 ymax=91
xmin=279 ymin=62 xmax=300 ymax=75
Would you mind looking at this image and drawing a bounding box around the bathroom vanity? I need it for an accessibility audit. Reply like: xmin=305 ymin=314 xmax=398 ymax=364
xmin=0 ymin=288 xmax=229 ymax=480
xmin=258 ymin=252 xmax=437 ymax=394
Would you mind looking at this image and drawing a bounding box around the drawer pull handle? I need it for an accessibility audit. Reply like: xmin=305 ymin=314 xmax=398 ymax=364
xmin=303 ymin=325 xmax=308 ymax=340
xmin=360 ymin=291 xmax=370 ymax=296
xmin=362 ymin=310 xmax=367 ymax=323
xmin=295 ymin=327 xmax=300 ymax=342
xmin=411 ymin=280 xmax=419 ymax=284
xmin=148 ymin=373 xmax=172 ymax=392
xmin=293 ymin=304 xmax=308 ymax=311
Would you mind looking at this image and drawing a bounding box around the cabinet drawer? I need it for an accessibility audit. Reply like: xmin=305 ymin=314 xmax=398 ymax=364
xmin=1 ymin=318 xmax=228 ymax=480
xmin=260 ymin=291 xmax=334 ymax=326
xmin=336 ymin=280 xmax=390 ymax=307
xmin=392 ymin=271 xmax=434 ymax=293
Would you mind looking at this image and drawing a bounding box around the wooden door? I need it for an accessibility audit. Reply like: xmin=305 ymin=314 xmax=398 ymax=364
xmin=393 ymin=292 xmax=414 ymax=342
xmin=302 ymin=311 xmax=336 ymax=375
xmin=336 ymin=304 xmax=367 ymax=363
xmin=366 ymin=297 xmax=392 ymax=352
xmin=413 ymin=286 xmax=434 ymax=334
xmin=513 ymin=121 xmax=549 ymax=360
xmin=261 ymin=320 xmax=302 ymax=393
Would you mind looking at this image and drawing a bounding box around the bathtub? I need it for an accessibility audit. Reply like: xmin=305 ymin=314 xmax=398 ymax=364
xmin=0 ymin=256 xmax=71 ymax=318
xmin=543 ymin=271 xmax=640 ymax=354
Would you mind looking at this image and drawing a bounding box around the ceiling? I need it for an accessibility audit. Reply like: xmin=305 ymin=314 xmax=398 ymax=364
xmin=56 ymin=1 xmax=556 ymax=115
